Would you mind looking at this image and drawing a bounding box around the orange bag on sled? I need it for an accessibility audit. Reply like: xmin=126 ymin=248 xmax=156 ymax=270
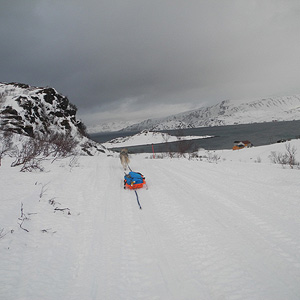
xmin=124 ymin=172 xmax=146 ymax=189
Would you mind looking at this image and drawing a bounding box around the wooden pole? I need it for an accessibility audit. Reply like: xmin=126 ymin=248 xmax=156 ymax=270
xmin=152 ymin=143 xmax=155 ymax=159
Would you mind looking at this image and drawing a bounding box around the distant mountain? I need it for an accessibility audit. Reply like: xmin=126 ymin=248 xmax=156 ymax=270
xmin=121 ymin=95 xmax=300 ymax=132
xmin=0 ymin=82 xmax=106 ymax=154
xmin=102 ymin=129 xmax=212 ymax=148
xmin=87 ymin=120 xmax=138 ymax=133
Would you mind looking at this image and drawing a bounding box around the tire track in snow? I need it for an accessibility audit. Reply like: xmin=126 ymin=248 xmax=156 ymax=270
xmin=145 ymin=163 xmax=258 ymax=299
xmin=173 ymin=161 xmax=300 ymax=299
xmin=141 ymin=160 xmax=300 ymax=299
xmin=180 ymin=162 xmax=300 ymax=268
xmin=119 ymin=161 xmax=209 ymax=299
xmin=117 ymin=176 xmax=183 ymax=299
xmin=135 ymin=192 xmax=190 ymax=299
xmin=65 ymin=156 xmax=124 ymax=300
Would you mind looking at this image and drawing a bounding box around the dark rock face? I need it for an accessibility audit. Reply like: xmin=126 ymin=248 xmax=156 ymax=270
xmin=37 ymin=87 xmax=57 ymax=104
xmin=0 ymin=82 xmax=87 ymax=138
xmin=0 ymin=82 xmax=107 ymax=156
xmin=1 ymin=106 xmax=19 ymax=116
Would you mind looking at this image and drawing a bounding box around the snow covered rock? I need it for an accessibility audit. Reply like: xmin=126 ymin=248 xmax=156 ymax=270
xmin=0 ymin=82 xmax=106 ymax=155
xmin=121 ymin=96 xmax=300 ymax=132
xmin=87 ymin=120 xmax=138 ymax=133
xmin=102 ymin=129 xmax=212 ymax=148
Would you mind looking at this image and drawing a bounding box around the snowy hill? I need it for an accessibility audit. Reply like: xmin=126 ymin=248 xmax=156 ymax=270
xmin=87 ymin=120 xmax=138 ymax=133
xmin=102 ymin=130 xmax=212 ymax=148
xmin=122 ymin=95 xmax=300 ymax=131
xmin=0 ymin=82 xmax=106 ymax=155
xmin=2 ymin=83 xmax=300 ymax=299
xmin=1 ymin=139 xmax=300 ymax=299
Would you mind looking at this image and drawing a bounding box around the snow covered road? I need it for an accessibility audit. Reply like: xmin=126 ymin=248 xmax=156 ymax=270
xmin=1 ymin=147 xmax=300 ymax=300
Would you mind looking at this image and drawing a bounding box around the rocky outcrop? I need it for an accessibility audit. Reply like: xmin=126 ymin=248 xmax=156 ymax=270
xmin=0 ymin=82 xmax=106 ymax=154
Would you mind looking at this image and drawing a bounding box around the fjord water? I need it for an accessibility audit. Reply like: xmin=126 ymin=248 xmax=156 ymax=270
xmin=90 ymin=120 xmax=300 ymax=153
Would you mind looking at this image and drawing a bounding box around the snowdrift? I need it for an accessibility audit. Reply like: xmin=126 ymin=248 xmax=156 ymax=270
xmin=1 ymin=139 xmax=300 ymax=299
xmin=102 ymin=130 xmax=212 ymax=148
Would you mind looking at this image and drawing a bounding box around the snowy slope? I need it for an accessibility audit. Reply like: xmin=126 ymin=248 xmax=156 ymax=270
xmin=0 ymin=82 xmax=86 ymax=136
xmin=122 ymin=95 xmax=300 ymax=132
xmin=87 ymin=120 xmax=138 ymax=133
xmin=0 ymin=82 xmax=106 ymax=155
xmin=1 ymin=139 xmax=300 ymax=300
xmin=102 ymin=130 xmax=212 ymax=148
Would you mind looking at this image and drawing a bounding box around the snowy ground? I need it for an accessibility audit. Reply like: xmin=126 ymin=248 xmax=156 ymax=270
xmin=1 ymin=140 xmax=300 ymax=300
xmin=102 ymin=130 xmax=212 ymax=148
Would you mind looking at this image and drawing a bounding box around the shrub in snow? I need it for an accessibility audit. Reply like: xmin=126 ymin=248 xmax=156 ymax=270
xmin=269 ymin=143 xmax=299 ymax=169
xmin=11 ymin=138 xmax=47 ymax=172
xmin=0 ymin=130 xmax=15 ymax=166
xmin=2 ymin=131 xmax=80 ymax=172
xmin=42 ymin=132 xmax=79 ymax=158
xmin=206 ymin=151 xmax=221 ymax=163
xmin=177 ymin=139 xmax=194 ymax=156
xmin=188 ymin=152 xmax=199 ymax=160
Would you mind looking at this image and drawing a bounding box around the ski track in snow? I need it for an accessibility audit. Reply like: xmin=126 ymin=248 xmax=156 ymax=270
xmin=1 ymin=152 xmax=300 ymax=300
xmin=144 ymin=161 xmax=300 ymax=299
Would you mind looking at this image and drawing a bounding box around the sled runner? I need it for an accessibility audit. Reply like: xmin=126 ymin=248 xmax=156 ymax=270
xmin=124 ymin=172 xmax=146 ymax=190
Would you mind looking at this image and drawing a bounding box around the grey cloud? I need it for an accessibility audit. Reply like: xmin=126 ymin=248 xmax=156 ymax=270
xmin=1 ymin=1 xmax=300 ymax=125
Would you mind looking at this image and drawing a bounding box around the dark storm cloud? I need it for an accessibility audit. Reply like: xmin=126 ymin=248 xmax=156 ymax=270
xmin=1 ymin=1 xmax=300 ymax=125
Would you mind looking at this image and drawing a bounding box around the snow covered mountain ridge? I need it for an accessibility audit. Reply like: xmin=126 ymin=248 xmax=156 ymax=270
xmin=121 ymin=95 xmax=300 ymax=132
xmin=102 ymin=130 xmax=212 ymax=148
xmin=87 ymin=120 xmax=138 ymax=134
xmin=0 ymin=82 xmax=106 ymax=154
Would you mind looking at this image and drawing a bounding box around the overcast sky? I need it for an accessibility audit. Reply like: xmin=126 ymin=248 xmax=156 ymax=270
xmin=1 ymin=0 xmax=300 ymax=127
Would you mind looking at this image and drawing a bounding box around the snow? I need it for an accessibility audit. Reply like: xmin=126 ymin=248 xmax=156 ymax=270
xmin=0 ymin=83 xmax=106 ymax=155
xmin=121 ymin=95 xmax=300 ymax=132
xmin=102 ymin=130 xmax=212 ymax=148
xmin=1 ymin=139 xmax=300 ymax=300
xmin=0 ymin=82 xmax=76 ymax=135
xmin=87 ymin=120 xmax=138 ymax=134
